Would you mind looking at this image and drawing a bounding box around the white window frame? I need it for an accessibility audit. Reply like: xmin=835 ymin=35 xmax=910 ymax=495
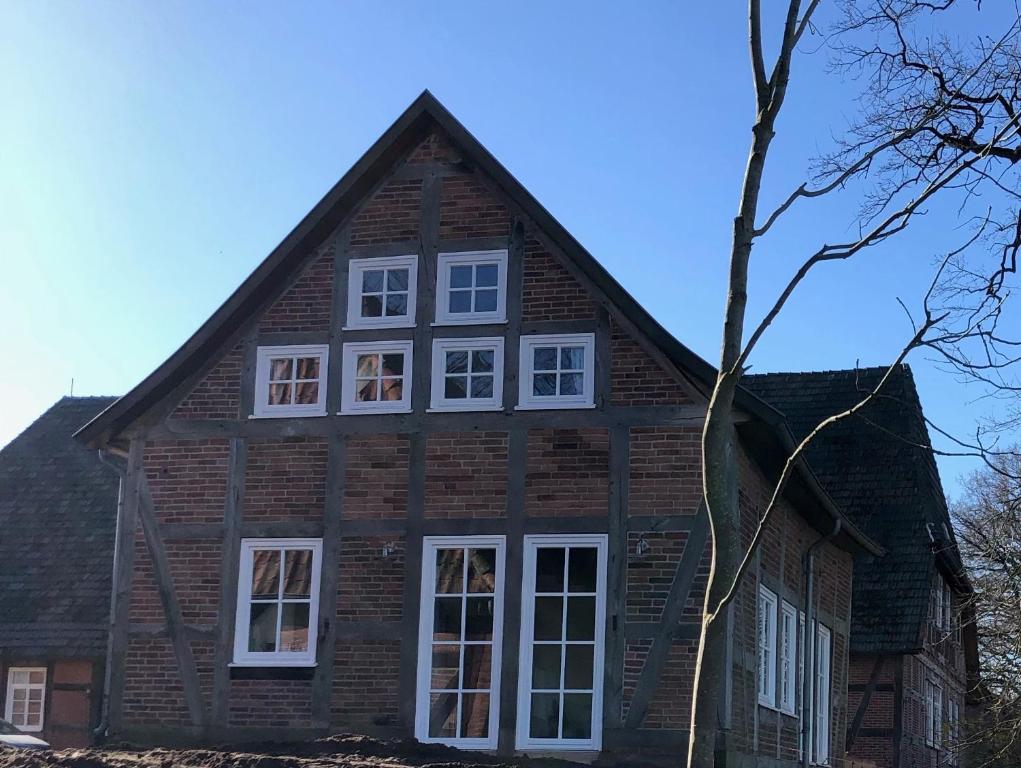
xmin=758 ymin=586 xmax=779 ymax=708
xmin=517 ymin=333 xmax=596 ymax=411
xmin=4 ymin=667 xmax=46 ymax=732
xmin=516 ymin=533 xmax=608 ymax=752
xmin=340 ymin=340 xmax=414 ymax=414
xmin=942 ymin=581 xmax=953 ymax=633
xmin=345 ymin=254 xmax=418 ymax=329
xmin=232 ymin=538 xmax=323 ymax=667
xmin=434 ymin=250 xmax=508 ymax=325
xmin=415 ymin=536 xmax=506 ymax=749
xmin=780 ymin=601 xmax=798 ymax=715
xmin=429 ymin=337 xmax=505 ymax=412
xmin=813 ymin=623 xmax=832 ymax=765
xmin=926 ymin=680 xmax=943 ymax=749
xmin=947 ymin=696 xmax=960 ymax=765
xmin=252 ymin=345 xmax=329 ymax=418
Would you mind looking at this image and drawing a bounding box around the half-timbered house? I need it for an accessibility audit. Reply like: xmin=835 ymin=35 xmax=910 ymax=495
xmin=76 ymin=92 xmax=880 ymax=765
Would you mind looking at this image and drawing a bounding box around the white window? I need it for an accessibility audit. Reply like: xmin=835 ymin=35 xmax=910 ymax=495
xmin=429 ymin=338 xmax=504 ymax=412
xmin=947 ymin=696 xmax=960 ymax=765
xmin=346 ymin=254 xmax=418 ymax=329
xmin=758 ymin=586 xmax=778 ymax=707
xmin=416 ymin=537 xmax=506 ymax=749
xmin=942 ymin=581 xmax=953 ymax=633
xmin=926 ymin=680 xmax=943 ymax=749
xmin=232 ymin=538 xmax=322 ymax=667
xmin=252 ymin=345 xmax=328 ymax=418
xmin=813 ymin=623 xmax=832 ymax=764
xmin=435 ymin=250 xmax=508 ymax=325
xmin=517 ymin=334 xmax=596 ymax=410
xmin=340 ymin=340 xmax=413 ymax=414
xmin=780 ymin=601 xmax=798 ymax=714
xmin=516 ymin=534 xmax=607 ymax=751
xmin=4 ymin=668 xmax=45 ymax=732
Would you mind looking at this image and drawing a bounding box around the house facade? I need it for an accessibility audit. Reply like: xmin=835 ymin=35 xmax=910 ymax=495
xmin=0 ymin=396 xmax=119 ymax=747
xmin=77 ymin=93 xmax=878 ymax=765
xmin=747 ymin=368 xmax=976 ymax=768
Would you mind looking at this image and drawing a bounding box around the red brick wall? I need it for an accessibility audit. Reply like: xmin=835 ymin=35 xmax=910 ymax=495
xmin=524 ymin=428 xmax=609 ymax=516
xmin=350 ymin=179 xmax=422 ymax=247
xmin=171 ymin=343 xmax=243 ymax=420
xmin=425 ymin=432 xmax=507 ymax=518
xmin=611 ymin=324 xmax=691 ymax=406
xmin=343 ymin=435 xmax=409 ymax=519
xmin=245 ymin=437 xmax=328 ymax=523
xmin=521 ymin=237 xmax=598 ymax=321
xmin=145 ymin=440 xmax=230 ymax=524
xmin=337 ymin=535 xmax=405 ymax=623
xmin=123 ymin=637 xmax=189 ymax=726
xmin=628 ymin=426 xmax=702 ymax=516
xmin=439 ymin=175 xmax=510 ymax=240
xmin=331 ymin=640 xmax=401 ymax=727
xmin=258 ymin=247 xmax=334 ymax=334
xmin=228 ymin=679 xmax=313 ymax=728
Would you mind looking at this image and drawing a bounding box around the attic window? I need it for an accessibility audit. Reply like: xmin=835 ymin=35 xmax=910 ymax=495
xmin=340 ymin=340 xmax=414 ymax=414
xmin=435 ymin=250 xmax=508 ymax=325
xmin=253 ymin=345 xmax=328 ymax=418
xmin=346 ymin=255 xmax=418 ymax=329
xmin=5 ymin=668 xmax=45 ymax=732
xmin=517 ymin=334 xmax=595 ymax=410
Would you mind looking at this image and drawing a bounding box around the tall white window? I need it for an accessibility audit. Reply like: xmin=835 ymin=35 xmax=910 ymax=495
xmin=947 ymin=696 xmax=960 ymax=765
xmin=4 ymin=668 xmax=46 ymax=732
xmin=517 ymin=534 xmax=607 ymax=751
xmin=780 ymin=601 xmax=798 ymax=714
xmin=813 ymin=624 xmax=832 ymax=764
xmin=429 ymin=337 xmax=505 ymax=412
xmin=435 ymin=250 xmax=508 ymax=325
xmin=517 ymin=334 xmax=596 ymax=410
xmin=233 ymin=538 xmax=322 ymax=667
xmin=942 ymin=581 xmax=953 ymax=633
xmin=346 ymin=254 xmax=418 ymax=329
xmin=926 ymin=680 xmax=943 ymax=749
xmin=340 ymin=340 xmax=414 ymax=414
xmin=416 ymin=537 xmax=505 ymax=749
xmin=253 ymin=345 xmax=329 ymax=418
xmin=758 ymin=586 xmax=778 ymax=707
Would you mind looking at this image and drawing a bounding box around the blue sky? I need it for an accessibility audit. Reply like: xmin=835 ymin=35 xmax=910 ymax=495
xmin=1 ymin=1 xmax=1015 ymax=496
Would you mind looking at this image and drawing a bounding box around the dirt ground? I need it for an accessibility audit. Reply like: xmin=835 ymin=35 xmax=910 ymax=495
xmin=0 ymin=734 xmax=611 ymax=768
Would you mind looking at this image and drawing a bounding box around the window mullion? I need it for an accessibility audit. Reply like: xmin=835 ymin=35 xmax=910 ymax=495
xmin=274 ymin=549 xmax=285 ymax=653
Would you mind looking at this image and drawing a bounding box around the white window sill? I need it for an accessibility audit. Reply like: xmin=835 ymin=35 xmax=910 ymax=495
xmin=342 ymin=322 xmax=416 ymax=331
xmin=248 ymin=411 xmax=328 ymax=420
xmin=337 ymin=407 xmax=413 ymax=416
xmin=758 ymin=698 xmax=779 ymax=711
xmin=427 ymin=405 xmax=504 ymax=413
xmin=431 ymin=318 xmax=508 ymax=327
xmin=515 ymin=402 xmax=596 ymax=411
xmin=229 ymin=661 xmax=318 ymax=668
xmin=515 ymin=742 xmax=601 ymax=754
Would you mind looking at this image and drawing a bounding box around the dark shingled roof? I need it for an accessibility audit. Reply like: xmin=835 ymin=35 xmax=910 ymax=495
xmin=0 ymin=396 xmax=120 ymax=658
xmin=744 ymin=366 xmax=965 ymax=655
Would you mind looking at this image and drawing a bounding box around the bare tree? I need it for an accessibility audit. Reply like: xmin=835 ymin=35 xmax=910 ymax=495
xmin=689 ymin=2 xmax=1021 ymax=765
xmin=952 ymin=454 xmax=1021 ymax=767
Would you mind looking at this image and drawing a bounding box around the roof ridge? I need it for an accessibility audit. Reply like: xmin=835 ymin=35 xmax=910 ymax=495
xmin=744 ymin=364 xmax=909 ymax=378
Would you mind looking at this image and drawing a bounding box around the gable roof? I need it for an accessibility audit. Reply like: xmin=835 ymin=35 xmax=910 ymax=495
xmin=74 ymin=90 xmax=879 ymax=556
xmin=744 ymin=365 xmax=968 ymax=654
xmin=0 ymin=396 xmax=120 ymax=658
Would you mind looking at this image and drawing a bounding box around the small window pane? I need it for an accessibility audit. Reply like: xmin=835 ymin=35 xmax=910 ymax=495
xmin=356 ymin=379 xmax=379 ymax=402
xmin=530 ymin=693 xmax=560 ymax=739
xmin=475 ymin=264 xmax=498 ymax=287
xmin=251 ymin=550 xmax=280 ymax=596
xmin=435 ymin=549 xmax=465 ymax=594
xmin=356 ymin=354 xmax=379 ymax=378
xmin=361 ymin=295 xmax=383 ymax=317
xmin=12 ymin=689 xmax=26 ymax=701
xmin=560 ymin=372 xmax=583 ymax=396
xmin=248 ymin=603 xmax=278 ymax=652
xmin=534 ymin=597 xmax=564 ymax=641
xmin=429 ymin=693 xmax=458 ymax=738
xmin=282 ymin=550 xmax=312 ymax=598
xmin=434 ymin=597 xmax=463 ymax=641
xmin=471 ymin=350 xmax=494 ymax=372
xmin=462 ymin=645 xmax=493 ymax=690
xmin=280 ymin=603 xmax=310 ymax=652
xmin=566 ymin=597 xmax=596 ymax=641
xmin=467 ymin=549 xmax=496 ymax=593
xmin=445 ymin=376 xmax=468 ymax=399
xmin=561 ymin=346 xmax=585 ymax=370
xmin=381 ymin=353 xmax=405 ymax=376
xmin=465 ymin=596 xmax=494 ymax=641
xmin=445 ymin=350 xmax=469 ymax=374
xmin=295 ymin=357 xmax=319 ymax=379
xmin=268 ymin=383 xmax=291 ymax=405
xmin=386 ymin=267 xmax=409 ymax=291
xmin=11 ymin=671 xmax=28 ymax=685
xmin=536 ymin=548 xmax=566 ymax=592
xmin=385 ymin=294 xmax=408 ymax=316
xmin=562 ymin=693 xmax=593 ymax=739
xmin=450 ymin=265 xmax=473 ymax=289
xmin=474 ymin=289 xmax=498 ymax=312
xmin=564 ymin=644 xmax=594 ymax=689
xmin=470 ymin=376 xmax=493 ymax=398
xmin=449 ymin=290 xmax=472 ymax=313
xmin=362 ymin=270 xmax=384 ymax=292
xmin=295 ymin=382 xmax=319 ymax=404
xmin=567 ymin=548 xmax=598 ymax=592
xmin=381 ymin=378 xmax=404 ymax=401
xmin=532 ymin=645 xmax=562 ymax=689
xmin=533 ymin=347 xmax=557 ymax=371
xmin=460 ymin=693 xmax=490 ymax=738
xmin=431 ymin=645 xmax=461 ymax=689
xmin=270 ymin=358 xmax=293 ymax=380
xmin=532 ymin=373 xmax=557 ymax=397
